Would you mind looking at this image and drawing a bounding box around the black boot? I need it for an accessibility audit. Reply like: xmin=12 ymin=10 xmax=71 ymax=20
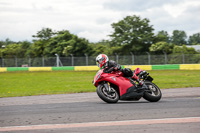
xmin=136 ymin=82 xmax=148 ymax=92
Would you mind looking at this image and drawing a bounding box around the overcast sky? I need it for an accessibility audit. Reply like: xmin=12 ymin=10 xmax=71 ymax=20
xmin=0 ymin=0 xmax=200 ymax=42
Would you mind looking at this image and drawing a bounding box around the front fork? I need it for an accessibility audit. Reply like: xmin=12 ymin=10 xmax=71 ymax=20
xmin=103 ymin=82 xmax=111 ymax=92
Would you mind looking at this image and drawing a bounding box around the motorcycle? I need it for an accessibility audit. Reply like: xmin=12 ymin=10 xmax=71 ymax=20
xmin=93 ymin=68 xmax=162 ymax=103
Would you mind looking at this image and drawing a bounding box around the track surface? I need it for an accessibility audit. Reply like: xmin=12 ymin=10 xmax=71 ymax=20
xmin=0 ymin=87 xmax=200 ymax=132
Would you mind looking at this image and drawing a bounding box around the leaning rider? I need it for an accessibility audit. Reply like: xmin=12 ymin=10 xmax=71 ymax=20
xmin=95 ymin=54 xmax=148 ymax=90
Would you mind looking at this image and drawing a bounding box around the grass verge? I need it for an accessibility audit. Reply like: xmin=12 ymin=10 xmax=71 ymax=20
xmin=0 ymin=70 xmax=200 ymax=97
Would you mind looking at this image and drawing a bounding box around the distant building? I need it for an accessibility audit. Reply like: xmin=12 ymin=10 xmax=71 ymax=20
xmin=186 ymin=45 xmax=200 ymax=52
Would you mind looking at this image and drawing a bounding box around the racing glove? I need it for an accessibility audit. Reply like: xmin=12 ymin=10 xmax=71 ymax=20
xmin=114 ymin=64 xmax=121 ymax=71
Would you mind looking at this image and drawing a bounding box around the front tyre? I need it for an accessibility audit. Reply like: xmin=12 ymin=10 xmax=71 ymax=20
xmin=143 ymin=81 xmax=162 ymax=102
xmin=96 ymin=84 xmax=119 ymax=103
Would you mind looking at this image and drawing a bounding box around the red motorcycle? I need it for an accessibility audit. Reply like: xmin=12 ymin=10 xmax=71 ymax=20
xmin=93 ymin=68 xmax=162 ymax=103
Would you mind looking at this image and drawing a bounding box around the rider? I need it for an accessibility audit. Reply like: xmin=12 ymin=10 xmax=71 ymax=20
xmin=96 ymin=54 xmax=148 ymax=90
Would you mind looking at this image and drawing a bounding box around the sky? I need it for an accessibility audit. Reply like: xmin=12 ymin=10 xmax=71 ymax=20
xmin=0 ymin=0 xmax=200 ymax=43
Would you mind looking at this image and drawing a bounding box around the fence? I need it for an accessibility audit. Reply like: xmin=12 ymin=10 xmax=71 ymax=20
xmin=0 ymin=54 xmax=200 ymax=67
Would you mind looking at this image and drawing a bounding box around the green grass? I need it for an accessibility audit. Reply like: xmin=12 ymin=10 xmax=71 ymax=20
xmin=0 ymin=70 xmax=200 ymax=97
xmin=148 ymin=70 xmax=200 ymax=89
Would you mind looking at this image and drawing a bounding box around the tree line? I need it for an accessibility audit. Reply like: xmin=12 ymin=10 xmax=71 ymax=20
xmin=0 ymin=15 xmax=200 ymax=58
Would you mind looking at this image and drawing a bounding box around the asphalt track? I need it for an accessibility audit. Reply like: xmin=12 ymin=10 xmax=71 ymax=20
xmin=0 ymin=87 xmax=200 ymax=133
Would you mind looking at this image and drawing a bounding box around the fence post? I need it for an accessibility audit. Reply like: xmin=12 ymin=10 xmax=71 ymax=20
xmin=163 ymin=51 xmax=167 ymax=64
xmin=14 ymin=56 xmax=18 ymax=67
xmin=70 ymin=54 xmax=74 ymax=66
xmin=42 ymin=56 xmax=45 ymax=66
xmin=115 ymin=53 xmax=118 ymax=63
xmin=55 ymin=54 xmax=59 ymax=67
xmin=28 ymin=55 xmax=31 ymax=67
xmin=146 ymin=52 xmax=150 ymax=65
xmin=130 ymin=52 xmax=134 ymax=65
xmin=1 ymin=57 xmax=4 ymax=67
xmin=85 ymin=54 xmax=88 ymax=66
xmin=182 ymin=53 xmax=185 ymax=64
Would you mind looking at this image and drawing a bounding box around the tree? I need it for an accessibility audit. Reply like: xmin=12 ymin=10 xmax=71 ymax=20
xmin=42 ymin=30 xmax=91 ymax=57
xmin=62 ymin=35 xmax=92 ymax=56
xmin=0 ymin=38 xmax=15 ymax=48
xmin=90 ymin=40 xmax=111 ymax=56
xmin=32 ymin=28 xmax=55 ymax=41
xmin=18 ymin=41 xmax=32 ymax=57
xmin=0 ymin=41 xmax=5 ymax=48
xmin=171 ymin=30 xmax=187 ymax=45
xmin=44 ymin=30 xmax=73 ymax=56
xmin=149 ymin=42 xmax=174 ymax=54
xmin=90 ymin=44 xmax=106 ymax=56
xmin=0 ymin=43 xmax=25 ymax=58
xmin=32 ymin=28 xmax=55 ymax=57
xmin=154 ymin=30 xmax=170 ymax=43
xmin=109 ymin=15 xmax=154 ymax=54
xmin=188 ymin=33 xmax=200 ymax=45
xmin=173 ymin=45 xmax=197 ymax=54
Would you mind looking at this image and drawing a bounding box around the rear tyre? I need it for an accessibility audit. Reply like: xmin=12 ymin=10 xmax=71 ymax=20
xmin=96 ymin=84 xmax=119 ymax=103
xmin=143 ymin=81 xmax=162 ymax=102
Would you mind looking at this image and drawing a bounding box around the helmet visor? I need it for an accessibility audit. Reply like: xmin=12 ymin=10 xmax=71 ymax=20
xmin=96 ymin=60 xmax=102 ymax=68
xmin=96 ymin=61 xmax=99 ymax=65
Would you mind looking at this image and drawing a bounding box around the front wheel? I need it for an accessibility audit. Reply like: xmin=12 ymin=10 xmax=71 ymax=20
xmin=143 ymin=81 xmax=162 ymax=102
xmin=96 ymin=84 xmax=119 ymax=103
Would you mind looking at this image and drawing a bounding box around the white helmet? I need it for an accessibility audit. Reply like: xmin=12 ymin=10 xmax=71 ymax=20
xmin=96 ymin=54 xmax=109 ymax=68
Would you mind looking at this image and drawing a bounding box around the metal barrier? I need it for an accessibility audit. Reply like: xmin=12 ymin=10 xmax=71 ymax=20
xmin=0 ymin=54 xmax=200 ymax=67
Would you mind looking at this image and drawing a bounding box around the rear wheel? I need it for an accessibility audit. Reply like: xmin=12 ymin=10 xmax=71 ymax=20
xmin=143 ymin=81 xmax=162 ymax=102
xmin=96 ymin=84 xmax=119 ymax=103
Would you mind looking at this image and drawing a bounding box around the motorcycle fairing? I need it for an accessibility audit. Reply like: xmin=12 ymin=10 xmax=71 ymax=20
xmin=99 ymin=74 xmax=133 ymax=96
xmin=94 ymin=69 xmax=144 ymax=100
xmin=94 ymin=71 xmax=142 ymax=97
xmin=120 ymin=86 xmax=144 ymax=100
